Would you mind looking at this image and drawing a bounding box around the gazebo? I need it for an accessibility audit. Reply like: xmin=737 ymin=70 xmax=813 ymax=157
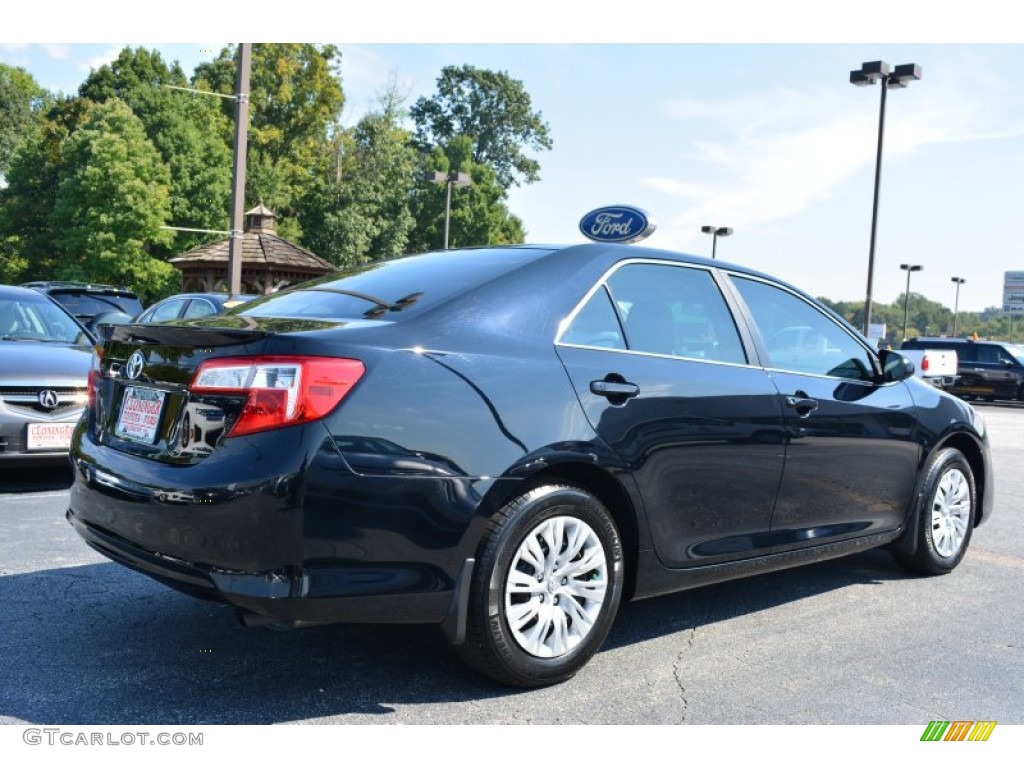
xmin=169 ymin=205 xmax=336 ymax=295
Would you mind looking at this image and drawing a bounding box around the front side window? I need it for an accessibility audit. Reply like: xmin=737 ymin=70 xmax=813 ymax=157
xmin=733 ymin=276 xmax=876 ymax=381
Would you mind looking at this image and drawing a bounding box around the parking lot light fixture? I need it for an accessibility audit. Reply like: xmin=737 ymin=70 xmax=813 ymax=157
xmin=949 ymin=277 xmax=966 ymax=337
xmin=850 ymin=60 xmax=922 ymax=337
xmin=700 ymin=225 xmax=733 ymax=259
xmin=428 ymin=170 xmax=473 ymax=249
xmin=900 ymin=263 xmax=923 ymax=342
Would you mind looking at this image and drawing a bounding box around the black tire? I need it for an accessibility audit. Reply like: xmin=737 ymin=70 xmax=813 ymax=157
xmin=458 ymin=484 xmax=623 ymax=687
xmin=893 ymin=448 xmax=976 ymax=575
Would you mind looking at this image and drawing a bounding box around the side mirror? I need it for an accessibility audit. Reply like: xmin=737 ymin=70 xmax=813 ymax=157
xmin=879 ymin=348 xmax=915 ymax=382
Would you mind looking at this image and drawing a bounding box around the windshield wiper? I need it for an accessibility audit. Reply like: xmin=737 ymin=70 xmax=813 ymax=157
xmin=305 ymin=289 xmax=424 ymax=319
xmin=1 ymin=334 xmax=62 ymax=342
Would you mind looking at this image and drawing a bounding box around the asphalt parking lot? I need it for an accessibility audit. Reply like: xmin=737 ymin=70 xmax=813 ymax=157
xmin=1 ymin=403 xmax=1021 ymax=726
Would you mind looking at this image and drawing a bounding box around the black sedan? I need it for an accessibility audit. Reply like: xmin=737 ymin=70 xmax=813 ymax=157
xmin=67 ymin=244 xmax=993 ymax=686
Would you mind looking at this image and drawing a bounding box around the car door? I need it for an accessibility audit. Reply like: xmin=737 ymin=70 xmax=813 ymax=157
xmin=556 ymin=261 xmax=786 ymax=568
xmin=965 ymin=344 xmax=1022 ymax=399
xmin=727 ymin=275 xmax=920 ymax=551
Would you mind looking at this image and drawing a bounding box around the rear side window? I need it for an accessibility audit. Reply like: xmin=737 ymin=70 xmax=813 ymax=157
xmin=560 ymin=262 xmax=746 ymax=365
xmin=183 ymin=299 xmax=218 ymax=319
xmin=558 ymin=286 xmax=626 ymax=350
xmin=238 ymin=248 xmax=553 ymax=321
xmin=149 ymin=299 xmax=186 ymax=322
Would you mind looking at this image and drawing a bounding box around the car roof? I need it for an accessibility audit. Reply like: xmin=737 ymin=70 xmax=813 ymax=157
xmin=22 ymin=281 xmax=139 ymax=297
xmin=1 ymin=283 xmax=71 ymax=300
xmin=250 ymin=242 xmax=826 ymax=324
xmin=907 ymin=337 xmax=1001 ymax=345
xmin=157 ymin=293 xmax=257 ymax=300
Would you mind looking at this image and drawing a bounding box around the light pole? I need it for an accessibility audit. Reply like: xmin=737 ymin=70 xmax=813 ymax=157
xmin=700 ymin=225 xmax=733 ymax=259
xmin=950 ymin=276 xmax=966 ymax=336
xmin=900 ymin=263 xmax=923 ymax=342
xmin=428 ymin=170 xmax=473 ymax=249
xmin=850 ymin=60 xmax=922 ymax=336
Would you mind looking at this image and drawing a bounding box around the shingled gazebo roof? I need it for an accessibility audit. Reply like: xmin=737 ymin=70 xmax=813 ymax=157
xmin=169 ymin=205 xmax=335 ymax=294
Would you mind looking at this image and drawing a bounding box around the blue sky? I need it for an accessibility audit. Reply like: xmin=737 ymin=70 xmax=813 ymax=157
xmin=2 ymin=2 xmax=1022 ymax=313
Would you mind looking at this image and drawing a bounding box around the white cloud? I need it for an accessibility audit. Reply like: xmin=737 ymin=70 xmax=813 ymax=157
xmin=338 ymin=46 xmax=417 ymax=124
xmin=644 ymin=78 xmax=1024 ymax=250
xmin=40 ymin=43 xmax=71 ymax=60
xmin=78 ymin=45 xmax=123 ymax=75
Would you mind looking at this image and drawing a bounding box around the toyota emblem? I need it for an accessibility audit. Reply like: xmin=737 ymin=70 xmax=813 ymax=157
xmin=38 ymin=389 xmax=59 ymax=410
xmin=125 ymin=351 xmax=146 ymax=380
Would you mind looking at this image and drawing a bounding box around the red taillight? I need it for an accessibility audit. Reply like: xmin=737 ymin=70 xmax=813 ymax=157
xmin=189 ymin=356 xmax=365 ymax=437
xmin=922 ymin=354 xmax=930 ymax=372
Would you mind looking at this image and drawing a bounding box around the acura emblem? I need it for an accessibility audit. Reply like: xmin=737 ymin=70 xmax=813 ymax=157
xmin=125 ymin=351 xmax=146 ymax=380
xmin=38 ymin=389 xmax=59 ymax=410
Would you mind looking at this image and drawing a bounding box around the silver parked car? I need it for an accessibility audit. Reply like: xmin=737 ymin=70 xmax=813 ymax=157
xmin=0 ymin=285 xmax=94 ymax=464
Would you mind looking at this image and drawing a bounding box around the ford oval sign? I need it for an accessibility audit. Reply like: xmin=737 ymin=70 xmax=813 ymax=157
xmin=579 ymin=205 xmax=656 ymax=244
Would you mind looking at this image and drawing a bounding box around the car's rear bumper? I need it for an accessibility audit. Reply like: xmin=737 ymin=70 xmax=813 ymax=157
xmin=67 ymin=420 xmax=492 ymax=626
xmin=67 ymin=509 xmax=454 ymax=624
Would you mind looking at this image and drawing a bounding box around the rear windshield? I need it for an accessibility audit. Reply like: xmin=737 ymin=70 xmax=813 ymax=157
xmin=236 ymin=248 xmax=553 ymax=322
xmin=50 ymin=292 xmax=143 ymax=319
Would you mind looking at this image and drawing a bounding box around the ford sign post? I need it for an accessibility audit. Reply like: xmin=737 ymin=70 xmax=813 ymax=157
xmin=579 ymin=206 xmax=657 ymax=245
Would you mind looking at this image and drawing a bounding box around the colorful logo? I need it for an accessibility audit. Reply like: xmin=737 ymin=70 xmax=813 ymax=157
xmin=579 ymin=205 xmax=657 ymax=245
xmin=920 ymin=721 xmax=997 ymax=741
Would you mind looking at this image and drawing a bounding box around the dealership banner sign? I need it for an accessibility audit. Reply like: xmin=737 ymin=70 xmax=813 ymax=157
xmin=1003 ymin=271 xmax=1024 ymax=316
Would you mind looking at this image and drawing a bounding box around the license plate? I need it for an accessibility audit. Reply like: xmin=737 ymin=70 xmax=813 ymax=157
xmin=115 ymin=386 xmax=166 ymax=444
xmin=27 ymin=422 xmax=78 ymax=450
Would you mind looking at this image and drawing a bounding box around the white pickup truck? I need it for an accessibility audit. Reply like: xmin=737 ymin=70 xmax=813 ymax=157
xmin=898 ymin=348 xmax=958 ymax=390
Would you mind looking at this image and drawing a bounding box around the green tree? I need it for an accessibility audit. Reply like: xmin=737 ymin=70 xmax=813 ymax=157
xmin=0 ymin=96 xmax=89 ymax=281
xmin=193 ymin=44 xmax=344 ymax=238
xmin=0 ymin=63 xmax=50 ymax=179
xmin=0 ymin=234 xmax=27 ymax=283
xmin=51 ymin=98 xmax=176 ymax=300
xmin=78 ymin=47 xmax=233 ymax=255
xmin=300 ymin=93 xmax=418 ymax=267
xmin=411 ymin=65 xmax=552 ymax=189
xmin=407 ymin=135 xmax=525 ymax=253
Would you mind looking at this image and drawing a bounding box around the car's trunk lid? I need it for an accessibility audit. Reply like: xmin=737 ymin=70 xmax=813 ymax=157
xmin=94 ymin=318 xmax=350 ymax=463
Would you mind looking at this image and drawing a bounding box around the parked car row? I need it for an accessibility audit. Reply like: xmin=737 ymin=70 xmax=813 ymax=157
xmin=1 ymin=284 xmax=256 ymax=463
xmin=901 ymin=337 xmax=1024 ymax=401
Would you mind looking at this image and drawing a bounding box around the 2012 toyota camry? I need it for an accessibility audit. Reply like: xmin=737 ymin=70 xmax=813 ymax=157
xmin=67 ymin=242 xmax=993 ymax=686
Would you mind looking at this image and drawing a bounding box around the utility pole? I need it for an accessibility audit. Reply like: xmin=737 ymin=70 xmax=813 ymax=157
xmin=228 ymin=44 xmax=251 ymax=296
